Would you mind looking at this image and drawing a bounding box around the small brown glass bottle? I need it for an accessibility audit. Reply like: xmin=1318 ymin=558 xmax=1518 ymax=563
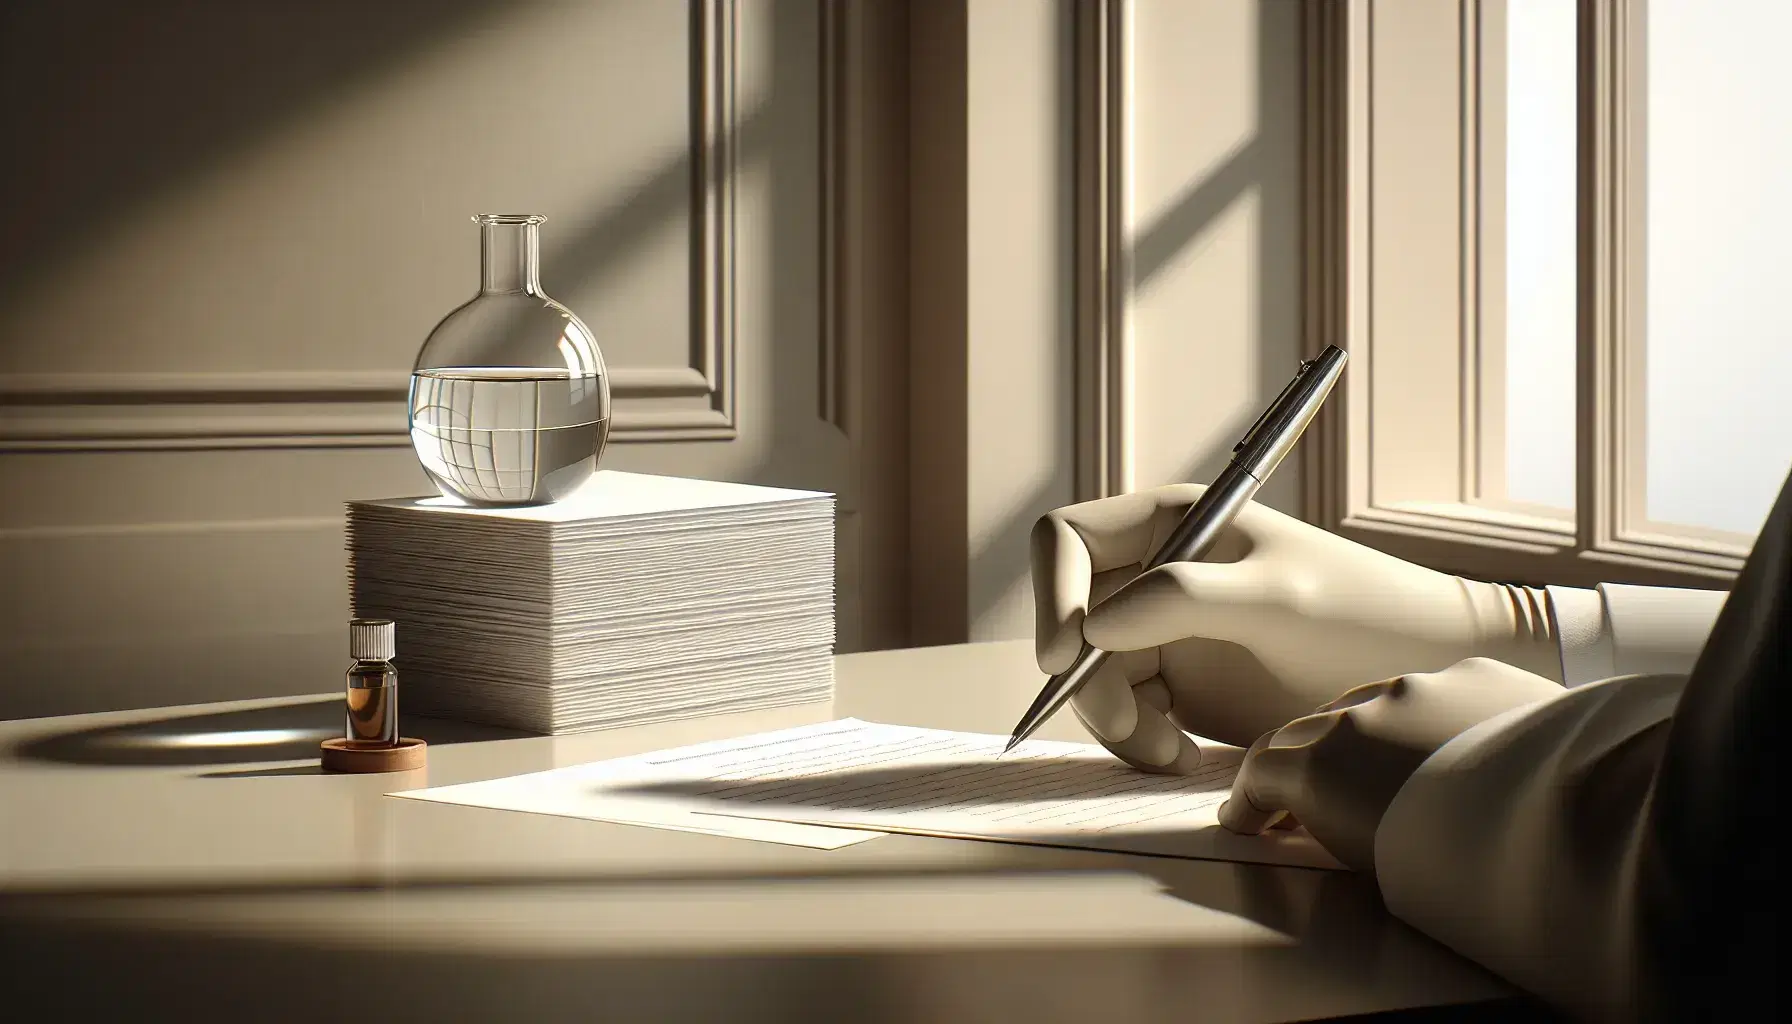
xmin=345 ymin=619 xmax=398 ymax=746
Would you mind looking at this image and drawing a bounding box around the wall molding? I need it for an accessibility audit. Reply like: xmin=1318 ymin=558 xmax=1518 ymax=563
xmin=826 ymin=0 xmax=910 ymax=650
xmin=0 ymin=366 xmax=726 ymax=451
xmin=1298 ymin=0 xmax=1348 ymax=526
xmin=0 ymin=0 xmax=740 ymax=454
xmin=0 ymin=515 xmax=343 ymax=542
xmin=1071 ymin=0 xmax=1131 ymax=503
xmin=680 ymin=0 xmax=739 ymax=440
xmin=816 ymin=0 xmax=846 ymax=432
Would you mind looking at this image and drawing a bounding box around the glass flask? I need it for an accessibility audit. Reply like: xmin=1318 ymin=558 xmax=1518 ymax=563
xmin=409 ymin=213 xmax=611 ymax=506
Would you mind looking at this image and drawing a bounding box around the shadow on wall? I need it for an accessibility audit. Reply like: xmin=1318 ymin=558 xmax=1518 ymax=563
xmin=0 ymin=0 xmax=509 ymax=304
xmin=965 ymin=0 xmax=1305 ymax=631
xmin=0 ymin=0 xmax=781 ymax=377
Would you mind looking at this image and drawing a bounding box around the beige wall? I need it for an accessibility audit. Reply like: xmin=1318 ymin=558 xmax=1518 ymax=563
xmin=0 ymin=0 xmax=893 ymax=719
xmin=1127 ymin=0 xmax=1305 ymax=513
xmin=912 ymin=0 xmax=1307 ymax=644
xmin=964 ymin=0 xmax=1078 ymax=642
xmin=0 ymin=0 xmax=1307 ymax=717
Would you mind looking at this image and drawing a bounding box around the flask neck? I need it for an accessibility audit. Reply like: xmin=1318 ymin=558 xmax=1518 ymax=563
xmin=480 ymin=220 xmax=542 ymax=295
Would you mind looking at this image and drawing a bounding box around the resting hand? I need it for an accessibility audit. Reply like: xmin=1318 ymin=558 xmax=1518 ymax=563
xmin=1217 ymin=657 xmax=1563 ymax=871
xmin=1031 ymin=485 xmax=1563 ymax=772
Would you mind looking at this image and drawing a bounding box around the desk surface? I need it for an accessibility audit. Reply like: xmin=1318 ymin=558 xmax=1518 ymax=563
xmin=0 ymin=640 xmax=1521 ymax=1023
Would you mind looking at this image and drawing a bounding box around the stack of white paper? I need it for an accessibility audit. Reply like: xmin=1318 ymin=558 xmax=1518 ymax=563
xmin=347 ymin=470 xmax=836 ymax=734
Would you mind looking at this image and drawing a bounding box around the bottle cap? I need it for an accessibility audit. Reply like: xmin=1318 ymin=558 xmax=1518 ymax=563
xmin=349 ymin=618 xmax=396 ymax=661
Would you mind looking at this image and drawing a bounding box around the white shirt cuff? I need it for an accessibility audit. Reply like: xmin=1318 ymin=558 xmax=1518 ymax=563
xmin=1547 ymin=582 xmax=1728 ymax=687
xmin=1546 ymin=585 xmax=1613 ymax=687
xmin=1598 ymin=582 xmax=1727 ymax=678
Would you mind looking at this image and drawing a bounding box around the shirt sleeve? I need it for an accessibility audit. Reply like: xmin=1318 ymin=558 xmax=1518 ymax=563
xmin=1372 ymin=671 xmax=1688 ymax=1022
xmin=1545 ymin=583 xmax=1728 ymax=687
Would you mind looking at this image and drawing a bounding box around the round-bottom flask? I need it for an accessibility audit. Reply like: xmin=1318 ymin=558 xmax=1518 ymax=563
xmin=408 ymin=214 xmax=610 ymax=507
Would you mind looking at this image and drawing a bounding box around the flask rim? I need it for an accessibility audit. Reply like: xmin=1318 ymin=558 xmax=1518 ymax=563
xmin=473 ymin=213 xmax=546 ymax=226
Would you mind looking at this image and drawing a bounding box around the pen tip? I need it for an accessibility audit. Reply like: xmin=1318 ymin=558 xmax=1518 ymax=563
xmin=1001 ymin=736 xmax=1021 ymax=756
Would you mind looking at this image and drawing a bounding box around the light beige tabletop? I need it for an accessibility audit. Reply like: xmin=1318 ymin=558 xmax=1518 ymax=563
xmin=0 ymin=640 xmax=1521 ymax=1023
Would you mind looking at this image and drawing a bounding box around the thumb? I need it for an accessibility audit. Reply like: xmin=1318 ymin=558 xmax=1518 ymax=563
xmin=1031 ymin=514 xmax=1094 ymax=674
xmin=1082 ymin=560 xmax=1273 ymax=652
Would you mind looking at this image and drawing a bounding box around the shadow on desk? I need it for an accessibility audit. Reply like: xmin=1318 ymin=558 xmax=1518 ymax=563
xmin=1335 ymin=1005 xmax=1557 ymax=1023
xmin=9 ymin=697 xmax=528 ymax=769
xmin=0 ymin=861 xmax=1563 ymax=1024
xmin=609 ymin=758 xmax=1223 ymax=808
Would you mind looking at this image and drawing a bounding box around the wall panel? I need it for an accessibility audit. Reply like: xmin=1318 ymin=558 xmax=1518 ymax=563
xmin=0 ymin=0 xmax=882 ymax=718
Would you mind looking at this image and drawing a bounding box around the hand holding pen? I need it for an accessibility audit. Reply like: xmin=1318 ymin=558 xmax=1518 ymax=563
xmin=1009 ymin=347 xmax=1349 ymax=770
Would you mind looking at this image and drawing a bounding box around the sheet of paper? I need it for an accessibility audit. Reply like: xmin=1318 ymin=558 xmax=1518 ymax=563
xmin=606 ymin=718 xmax=1344 ymax=871
xmin=388 ymin=723 xmax=888 ymax=850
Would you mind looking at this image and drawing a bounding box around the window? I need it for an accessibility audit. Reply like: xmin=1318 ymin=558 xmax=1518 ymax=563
xmin=1302 ymin=0 xmax=1792 ymax=589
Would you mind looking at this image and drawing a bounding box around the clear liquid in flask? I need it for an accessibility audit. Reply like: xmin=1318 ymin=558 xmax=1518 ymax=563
xmin=408 ymin=367 xmax=608 ymax=506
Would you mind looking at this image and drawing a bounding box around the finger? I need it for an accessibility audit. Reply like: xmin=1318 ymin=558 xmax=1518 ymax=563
xmin=1043 ymin=486 xmax=1209 ymax=573
xmin=1082 ymin=560 xmax=1273 ymax=653
xmin=1098 ymin=704 xmax=1205 ymax=775
xmin=1218 ymin=733 xmax=1287 ymax=834
xmin=1271 ymin=812 xmax=1303 ymax=830
xmin=1032 ymin=488 xmax=1206 ymax=674
xmin=1075 ymin=701 xmax=1205 ymax=776
xmin=1050 ymin=484 xmax=1293 ymax=568
xmin=1316 ymin=677 xmax=1398 ymax=714
xmin=1068 ymin=658 xmax=1204 ymax=775
xmin=1032 ymin=514 xmax=1096 ymax=674
xmin=1133 ymin=677 xmax=1173 ymax=714
xmin=1218 ymin=714 xmax=1337 ymax=834
xmin=1065 ymin=651 xmax=1140 ymax=746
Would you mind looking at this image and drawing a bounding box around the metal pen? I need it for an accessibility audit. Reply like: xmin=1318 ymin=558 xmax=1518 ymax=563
xmin=1002 ymin=344 xmax=1349 ymax=754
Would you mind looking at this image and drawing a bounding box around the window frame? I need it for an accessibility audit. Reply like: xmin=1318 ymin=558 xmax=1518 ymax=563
xmin=1300 ymin=0 xmax=1748 ymax=591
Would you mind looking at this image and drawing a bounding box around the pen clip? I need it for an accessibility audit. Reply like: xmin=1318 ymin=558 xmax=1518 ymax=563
xmin=1233 ymin=358 xmax=1313 ymax=454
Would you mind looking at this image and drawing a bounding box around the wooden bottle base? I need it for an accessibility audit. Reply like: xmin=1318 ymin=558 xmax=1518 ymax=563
xmin=320 ymin=737 xmax=427 ymax=774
